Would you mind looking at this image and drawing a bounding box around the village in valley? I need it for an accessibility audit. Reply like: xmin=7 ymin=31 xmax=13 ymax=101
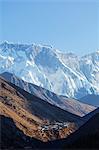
xmin=38 ymin=122 xmax=70 ymax=132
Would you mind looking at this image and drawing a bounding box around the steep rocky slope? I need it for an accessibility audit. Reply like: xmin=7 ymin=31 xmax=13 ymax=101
xmin=0 ymin=77 xmax=82 ymax=143
xmin=0 ymin=72 xmax=96 ymax=117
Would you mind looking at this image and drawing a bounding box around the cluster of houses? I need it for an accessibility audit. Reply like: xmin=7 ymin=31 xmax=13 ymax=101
xmin=38 ymin=122 xmax=70 ymax=132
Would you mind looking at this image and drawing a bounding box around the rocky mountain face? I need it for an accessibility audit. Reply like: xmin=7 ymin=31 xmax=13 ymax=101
xmin=0 ymin=77 xmax=82 ymax=144
xmin=0 ymin=42 xmax=99 ymax=102
xmin=0 ymin=72 xmax=96 ymax=117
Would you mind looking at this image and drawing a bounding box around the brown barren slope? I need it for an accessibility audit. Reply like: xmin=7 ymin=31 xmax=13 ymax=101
xmin=0 ymin=77 xmax=82 ymax=143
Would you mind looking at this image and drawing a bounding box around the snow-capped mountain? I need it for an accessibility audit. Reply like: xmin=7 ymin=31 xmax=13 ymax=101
xmin=0 ymin=41 xmax=99 ymax=100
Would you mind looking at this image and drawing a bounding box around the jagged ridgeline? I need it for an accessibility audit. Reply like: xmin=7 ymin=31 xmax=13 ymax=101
xmin=0 ymin=42 xmax=99 ymax=101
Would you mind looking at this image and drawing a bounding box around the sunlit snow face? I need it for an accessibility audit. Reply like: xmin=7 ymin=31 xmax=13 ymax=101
xmin=0 ymin=42 xmax=99 ymax=99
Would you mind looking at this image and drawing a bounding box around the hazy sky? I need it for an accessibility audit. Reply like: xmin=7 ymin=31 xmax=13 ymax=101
xmin=0 ymin=0 xmax=99 ymax=55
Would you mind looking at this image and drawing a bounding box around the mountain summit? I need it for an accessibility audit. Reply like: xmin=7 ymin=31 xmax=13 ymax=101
xmin=0 ymin=42 xmax=99 ymax=100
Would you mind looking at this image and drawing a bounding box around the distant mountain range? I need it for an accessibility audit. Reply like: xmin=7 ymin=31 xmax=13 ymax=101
xmin=0 ymin=41 xmax=99 ymax=103
xmin=80 ymin=94 xmax=99 ymax=107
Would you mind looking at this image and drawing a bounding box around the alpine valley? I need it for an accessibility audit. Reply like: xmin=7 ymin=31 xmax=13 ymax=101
xmin=0 ymin=41 xmax=99 ymax=149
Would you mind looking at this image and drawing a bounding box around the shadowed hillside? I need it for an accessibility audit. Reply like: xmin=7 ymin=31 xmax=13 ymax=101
xmin=65 ymin=113 xmax=99 ymax=149
xmin=0 ymin=115 xmax=43 ymax=149
xmin=44 ymin=111 xmax=99 ymax=149
xmin=0 ymin=77 xmax=82 ymax=143
xmin=1 ymin=76 xmax=98 ymax=149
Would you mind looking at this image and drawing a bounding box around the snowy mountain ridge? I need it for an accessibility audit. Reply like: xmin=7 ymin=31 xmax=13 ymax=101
xmin=0 ymin=41 xmax=99 ymax=99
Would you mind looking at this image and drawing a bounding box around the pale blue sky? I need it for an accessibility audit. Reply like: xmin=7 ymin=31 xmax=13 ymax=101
xmin=0 ymin=0 xmax=99 ymax=55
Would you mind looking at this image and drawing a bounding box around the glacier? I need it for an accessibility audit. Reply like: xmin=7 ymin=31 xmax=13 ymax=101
xmin=0 ymin=41 xmax=99 ymax=99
